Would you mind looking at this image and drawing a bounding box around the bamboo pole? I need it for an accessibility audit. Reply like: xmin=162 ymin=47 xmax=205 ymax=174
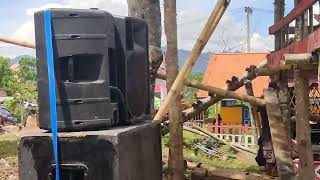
xmin=192 ymin=125 xmax=257 ymax=154
xmin=154 ymin=0 xmax=231 ymax=121
xmin=183 ymin=126 xmax=209 ymax=137
xmin=0 ymin=37 xmax=35 ymax=49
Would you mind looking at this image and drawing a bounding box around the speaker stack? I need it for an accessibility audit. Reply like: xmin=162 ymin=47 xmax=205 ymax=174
xmin=18 ymin=8 xmax=161 ymax=180
xmin=34 ymin=8 xmax=150 ymax=131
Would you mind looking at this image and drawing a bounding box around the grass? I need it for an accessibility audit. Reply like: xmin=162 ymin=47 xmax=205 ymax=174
xmin=162 ymin=130 xmax=261 ymax=173
xmin=0 ymin=135 xmax=18 ymax=158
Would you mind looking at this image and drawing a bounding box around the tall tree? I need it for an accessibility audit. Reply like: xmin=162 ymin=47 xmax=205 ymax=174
xmin=164 ymin=0 xmax=184 ymax=179
xmin=0 ymin=57 xmax=14 ymax=89
xmin=127 ymin=0 xmax=163 ymax=114
xmin=19 ymin=57 xmax=37 ymax=82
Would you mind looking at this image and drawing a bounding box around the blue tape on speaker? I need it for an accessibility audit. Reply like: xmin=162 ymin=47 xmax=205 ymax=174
xmin=44 ymin=9 xmax=60 ymax=180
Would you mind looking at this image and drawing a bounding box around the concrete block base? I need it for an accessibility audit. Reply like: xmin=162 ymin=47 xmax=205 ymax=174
xmin=19 ymin=122 xmax=162 ymax=180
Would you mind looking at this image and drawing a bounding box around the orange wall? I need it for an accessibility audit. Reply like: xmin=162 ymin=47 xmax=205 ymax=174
xmin=220 ymin=107 xmax=242 ymax=124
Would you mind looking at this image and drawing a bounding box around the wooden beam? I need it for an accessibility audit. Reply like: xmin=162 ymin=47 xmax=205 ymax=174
xmin=268 ymin=25 xmax=320 ymax=67
xmin=254 ymin=64 xmax=291 ymax=76
xmin=188 ymin=81 xmax=265 ymax=106
xmin=294 ymin=68 xmax=315 ymax=180
xmin=269 ymin=0 xmax=316 ymax=35
xmin=264 ymin=88 xmax=296 ymax=180
xmin=284 ymin=53 xmax=313 ymax=65
xmin=0 ymin=37 xmax=35 ymax=49
xmin=158 ymin=71 xmax=264 ymax=106
xmin=183 ymin=59 xmax=268 ymax=120
xmin=154 ymin=0 xmax=231 ymax=121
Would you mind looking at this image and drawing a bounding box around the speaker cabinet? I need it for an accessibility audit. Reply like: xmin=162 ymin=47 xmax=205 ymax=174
xmin=112 ymin=17 xmax=150 ymax=124
xmin=34 ymin=9 xmax=118 ymax=131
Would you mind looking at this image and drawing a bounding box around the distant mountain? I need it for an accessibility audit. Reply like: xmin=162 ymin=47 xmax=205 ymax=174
xmin=11 ymin=55 xmax=35 ymax=65
xmin=162 ymin=47 xmax=211 ymax=73
xmin=10 ymin=50 xmax=212 ymax=72
xmin=178 ymin=49 xmax=211 ymax=73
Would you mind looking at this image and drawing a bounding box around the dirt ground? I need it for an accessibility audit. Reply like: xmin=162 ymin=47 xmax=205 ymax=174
xmin=0 ymin=118 xmax=39 ymax=180
xmin=0 ymin=157 xmax=18 ymax=180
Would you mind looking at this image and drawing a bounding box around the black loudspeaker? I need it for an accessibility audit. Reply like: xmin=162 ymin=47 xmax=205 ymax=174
xmin=34 ymin=9 xmax=119 ymax=131
xmin=112 ymin=17 xmax=150 ymax=124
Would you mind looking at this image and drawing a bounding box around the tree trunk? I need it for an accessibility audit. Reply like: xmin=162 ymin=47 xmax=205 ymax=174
xmin=127 ymin=0 xmax=163 ymax=115
xmin=164 ymin=0 xmax=184 ymax=179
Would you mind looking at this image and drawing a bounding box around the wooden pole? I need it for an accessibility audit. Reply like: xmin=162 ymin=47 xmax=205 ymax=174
xmin=183 ymin=59 xmax=267 ymax=120
xmin=164 ymin=0 xmax=184 ymax=179
xmin=154 ymin=0 xmax=231 ymax=121
xmin=254 ymin=64 xmax=291 ymax=76
xmin=294 ymin=67 xmax=315 ymax=180
xmin=158 ymin=72 xmax=264 ymax=106
xmin=0 ymin=37 xmax=35 ymax=49
xmin=284 ymin=53 xmax=313 ymax=65
xmin=244 ymin=80 xmax=260 ymax=137
xmin=278 ymin=70 xmax=293 ymax=146
xmin=274 ymin=0 xmax=285 ymax=50
xmin=188 ymin=81 xmax=265 ymax=106
xmin=295 ymin=0 xmax=302 ymax=41
xmin=264 ymin=89 xmax=296 ymax=180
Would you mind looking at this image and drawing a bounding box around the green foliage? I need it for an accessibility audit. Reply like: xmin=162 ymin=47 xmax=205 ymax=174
xmin=0 ymin=57 xmax=37 ymax=122
xmin=162 ymin=134 xmax=170 ymax=147
xmin=182 ymin=72 xmax=204 ymax=100
xmin=0 ymin=57 xmax=14 ymax=88
xmin=207 ymin=106 xmax=216 ymax=119
xmin=18 ymin=57 xmax=37 ymax=82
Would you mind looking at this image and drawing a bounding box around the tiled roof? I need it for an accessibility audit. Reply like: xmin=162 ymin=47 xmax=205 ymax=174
xmin=197 ymin=53 xmax=270 ymax=98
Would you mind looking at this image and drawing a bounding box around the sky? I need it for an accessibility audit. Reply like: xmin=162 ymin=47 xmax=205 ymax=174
xmin=0 ymin=0 xmax=297 ymax=58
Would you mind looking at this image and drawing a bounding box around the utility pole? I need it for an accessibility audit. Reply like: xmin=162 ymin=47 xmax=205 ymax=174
xmin=245 ymin=7 xmax=253 ymax=52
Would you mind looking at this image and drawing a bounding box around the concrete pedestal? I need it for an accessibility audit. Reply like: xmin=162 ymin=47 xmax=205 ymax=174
xmin=18 ymin=122 xmax=162 ymax=180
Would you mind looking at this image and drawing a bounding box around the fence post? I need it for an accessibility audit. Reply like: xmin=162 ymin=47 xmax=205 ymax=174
xmin=244 ymin=124 xmax=249 ymax=134
xmin=207 ymin=122 xmax=213 ymax=133
xmin=220 ymin=123 xmax=224 ymax=134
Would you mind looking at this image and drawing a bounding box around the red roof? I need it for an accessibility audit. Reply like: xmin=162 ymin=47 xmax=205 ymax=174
xmin=10 ymin=63 xmax=20 ymax=72
xmin=197 ymin=53 xmax=270 ymax=98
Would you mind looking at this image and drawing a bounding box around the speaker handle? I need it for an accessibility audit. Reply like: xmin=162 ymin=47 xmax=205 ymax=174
xmin=110 ymin=86 xmax=128 ymax=122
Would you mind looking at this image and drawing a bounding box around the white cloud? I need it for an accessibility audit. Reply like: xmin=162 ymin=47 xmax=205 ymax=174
xmin=5 ymin=0 xmax=274 ymax=59
xmin=26 ymin=3 xmax=70 ymax=16
xmin=2 ymin=0 xmax=128 ymax=58
xmin=11 ymin=21 xmax=35 ymax=43
xmin=165 ymin=8 xmax=274 ymax=52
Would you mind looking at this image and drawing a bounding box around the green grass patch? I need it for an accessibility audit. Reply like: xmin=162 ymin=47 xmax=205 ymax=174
xmin=0 ymin=136 xmax=18 ymax=158
xmin=162 ymin=130 xmax=260 ymax=172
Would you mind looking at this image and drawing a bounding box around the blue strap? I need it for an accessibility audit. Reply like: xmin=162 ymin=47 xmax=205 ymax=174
xmin=44 ymin=10 xmax=60 ymax=180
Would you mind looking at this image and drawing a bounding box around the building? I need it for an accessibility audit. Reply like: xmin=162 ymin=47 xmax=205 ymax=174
xmin=197 ymin=53 xmax=269 ymax=125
